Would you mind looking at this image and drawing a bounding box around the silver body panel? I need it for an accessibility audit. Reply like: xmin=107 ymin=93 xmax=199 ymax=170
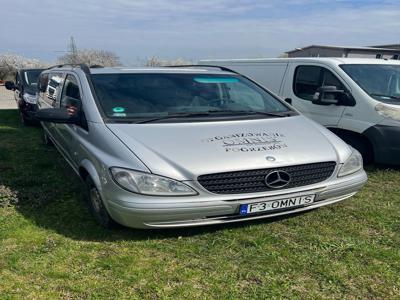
xmin=37 ymin=66 xmax=367 ymax=229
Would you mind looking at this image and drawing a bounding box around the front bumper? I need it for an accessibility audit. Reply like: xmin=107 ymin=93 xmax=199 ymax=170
xmin=18 ymin=100 xmax=39 ymax=122
xmin=104 ymin=169 xmax=367 ymax=229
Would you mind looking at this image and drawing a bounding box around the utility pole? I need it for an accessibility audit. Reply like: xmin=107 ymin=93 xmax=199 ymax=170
xmin=68 ymin=36 xmax=78 ymax=62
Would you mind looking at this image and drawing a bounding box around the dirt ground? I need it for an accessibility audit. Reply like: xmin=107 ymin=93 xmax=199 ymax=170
xmin=0 ymin=86 xmax=17 ymax=109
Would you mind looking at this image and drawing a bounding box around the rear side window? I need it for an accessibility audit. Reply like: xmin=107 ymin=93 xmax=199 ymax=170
xmin=294 ymin=66 xmax=344 ymax=101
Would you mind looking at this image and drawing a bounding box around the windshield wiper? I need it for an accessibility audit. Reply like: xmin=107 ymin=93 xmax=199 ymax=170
xmin=136 ymin=112 xmax=211 ymax=124
xmin=233 ymin=110 xmax=290 ymax=117
xmin=370 ymin=93 xmax=400 ymax=100
xmin=135 ymin=110 xmax=290 ymax=124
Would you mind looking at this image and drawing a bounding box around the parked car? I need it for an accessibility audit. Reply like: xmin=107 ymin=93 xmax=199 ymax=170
xmin=35 ymin=64 xmax=367 ymax=229
xmin=4 ymin=68 xmax=44 ymax=125
xmin=199 ymin=58 xmax=400 ymax=165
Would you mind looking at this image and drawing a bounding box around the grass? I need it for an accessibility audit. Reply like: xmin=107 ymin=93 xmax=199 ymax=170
xmin=0 ymin=109 xmax=399 ymax=299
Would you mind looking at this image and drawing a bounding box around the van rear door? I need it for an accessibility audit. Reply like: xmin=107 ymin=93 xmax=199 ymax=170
xmin=283 ymin=63 xmax=348 ymax=126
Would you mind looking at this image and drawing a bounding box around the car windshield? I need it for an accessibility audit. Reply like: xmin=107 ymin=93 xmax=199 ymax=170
xmin=340 ymin=64 xmax=400 ymax=103
xmin=90 ymin=73 xmax=291 ymax=122
xmin=23 ymin=70 xmax=42 ymax=86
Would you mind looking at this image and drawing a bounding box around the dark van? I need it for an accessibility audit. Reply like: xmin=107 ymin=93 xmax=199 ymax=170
xmin=5 ymin=68 xmax=44 ymax=125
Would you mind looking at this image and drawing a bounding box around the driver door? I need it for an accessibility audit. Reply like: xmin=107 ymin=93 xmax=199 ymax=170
xmin=285 ymin=64 xmax=348 ymax=126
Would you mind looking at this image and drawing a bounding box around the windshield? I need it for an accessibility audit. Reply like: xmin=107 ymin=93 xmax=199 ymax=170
xmin=340 ymin=64 xmax=400 ymax=103
xmin=91 ymin=73 xmax=291 ymax=122
xmin=23 ymin=70 xmax=42 ymax=86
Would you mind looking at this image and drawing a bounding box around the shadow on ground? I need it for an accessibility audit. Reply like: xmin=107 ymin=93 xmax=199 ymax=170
xmin=0 ymin=109 xmax=396 ymax=242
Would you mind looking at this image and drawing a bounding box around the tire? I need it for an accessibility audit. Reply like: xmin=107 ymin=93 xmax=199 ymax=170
xmin=85 ymin=176 xmax=117 ymax=229
xmin=20 ymin=112 xmax=34 ymax=126
xmin=348 ymin=137 xmax=373 ymax=165
xmin=43 ymin=130 xmax=54 ymax=147
xmin=339 ymin=133 xmax=373 ymax=165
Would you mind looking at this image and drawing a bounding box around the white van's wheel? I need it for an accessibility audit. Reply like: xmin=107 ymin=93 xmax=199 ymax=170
xmin=85 ymin=177 xmax=117 ymax=229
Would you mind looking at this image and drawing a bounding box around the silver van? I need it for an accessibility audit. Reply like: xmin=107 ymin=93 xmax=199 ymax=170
xmin=35 ymin=64 xmax=367 ymax=229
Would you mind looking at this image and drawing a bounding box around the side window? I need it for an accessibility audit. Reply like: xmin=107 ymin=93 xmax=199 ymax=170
xmin=38 ymin=73 xmax=49 ymax=98
xmin=294 ymin=66 xmax=345 ymax=101
xmin=60 ymin=74 xmax=81 ymax=108
xmin=60 ymin=74 xmax=88 ymax=130
xmin=45 ymin=73 xmax=63 ymax=105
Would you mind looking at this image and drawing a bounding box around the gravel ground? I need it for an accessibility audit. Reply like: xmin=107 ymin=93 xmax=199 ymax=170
xmin=0 ymin=86 xmax=17 ymax=109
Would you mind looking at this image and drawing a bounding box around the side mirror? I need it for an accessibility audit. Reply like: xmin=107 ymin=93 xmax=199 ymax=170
xmin=5 ymin=81 xmax=16 ymax=91
xmin=35 ymin=108 xmax=79 ymax=124
xmin=312 ymin=86 xmax=346 ymax=106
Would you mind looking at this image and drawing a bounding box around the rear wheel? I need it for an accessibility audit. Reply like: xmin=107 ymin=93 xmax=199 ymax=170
xmin=85 ymin=176 xmax=117 ymax=229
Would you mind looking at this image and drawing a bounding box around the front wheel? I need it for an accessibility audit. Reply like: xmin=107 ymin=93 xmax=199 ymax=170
xmin=85 ymin=177 xmax=117 ymax=229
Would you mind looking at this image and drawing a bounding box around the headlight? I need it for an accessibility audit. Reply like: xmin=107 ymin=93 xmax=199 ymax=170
xmin=23 ymin=93 xmax=38 ymax=104
xmin=375 ymin=103 xmax=400 ymax=122
xmin=338 ymin=149 xmax=363 ymax=177
xmin=110 ymin=167 xmax=197 ymax=196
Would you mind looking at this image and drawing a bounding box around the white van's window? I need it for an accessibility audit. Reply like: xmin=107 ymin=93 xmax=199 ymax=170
xmin=341 ymin=64 xmax=400 ymax=103
xmin=91 ymin=73 xmax=290 ymax=121
xmin=294 ymin=66 xmax=344 ymax=101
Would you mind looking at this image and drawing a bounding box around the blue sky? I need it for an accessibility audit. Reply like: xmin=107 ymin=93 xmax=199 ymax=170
xmin=0 ymin=0 xmax=399 ymax=64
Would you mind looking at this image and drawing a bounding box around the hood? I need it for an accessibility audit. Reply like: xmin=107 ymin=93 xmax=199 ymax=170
xmin=106 ymin=116 xmax=351 ymax=180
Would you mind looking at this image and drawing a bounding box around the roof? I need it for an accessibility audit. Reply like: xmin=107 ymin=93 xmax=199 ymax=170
xmin=199 ymin=57 xmax=400 ymax=65
xmin=286 ymin=44 xmax=400 ymax=54
xmin=370 ymin=44 xmax=400 ymax=49
xmin=89 ymin=67 xmax=233 ymax=75
xmin=46 ymin=65 xmax=234 ymax=75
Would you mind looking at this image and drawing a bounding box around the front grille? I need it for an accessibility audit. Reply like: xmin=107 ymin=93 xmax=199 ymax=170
xmin=198 ymin=162 xmax=336 ymax=194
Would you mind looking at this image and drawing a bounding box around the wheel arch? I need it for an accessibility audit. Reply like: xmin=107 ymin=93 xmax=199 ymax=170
xmin=327 ymin=127 xmax=374 ymax=163
xmin=79 ymin=159 xmax=102 ymax=192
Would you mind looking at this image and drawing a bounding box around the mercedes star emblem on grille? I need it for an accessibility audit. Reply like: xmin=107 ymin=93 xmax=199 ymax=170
xmin=265 ymin=170 xmax=291 ymax=188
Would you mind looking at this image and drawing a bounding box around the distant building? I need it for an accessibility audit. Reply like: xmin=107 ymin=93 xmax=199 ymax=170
xmin=286 ymin=44 xmax=400 ymax=59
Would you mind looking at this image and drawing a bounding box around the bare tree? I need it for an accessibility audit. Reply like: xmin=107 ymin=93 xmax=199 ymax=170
xmin=0 ymin=54 xmax=48 ymax=80
xmin=145 ymin=56 xmax=191 ymax=67
xmin=57 ymin=49 xmax=121 ymax=67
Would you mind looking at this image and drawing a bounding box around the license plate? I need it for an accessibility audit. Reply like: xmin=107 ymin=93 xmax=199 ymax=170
xmin=239 ymin=194 xmax=315 ymax=215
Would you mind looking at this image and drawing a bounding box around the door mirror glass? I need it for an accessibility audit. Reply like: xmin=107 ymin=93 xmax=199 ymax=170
xmin=5 ymin=81 xmax=16 ymax=91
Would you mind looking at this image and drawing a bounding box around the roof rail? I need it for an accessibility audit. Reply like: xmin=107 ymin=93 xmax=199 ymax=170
xmin=46 ymin=63 xmax=92 ymax=75
xmin=165 ymin=64 xmax=241 ymax=75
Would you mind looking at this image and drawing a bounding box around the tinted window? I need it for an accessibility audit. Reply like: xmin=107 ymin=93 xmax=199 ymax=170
xmin=60 ymin=74 xmax=81 ymax=108
xmin=23 ymin=70 xmax=42 ymax=86
xmin=294 ymin=66 xmax=344 ymax=101
xmin=91 ymin=73 xmax=290 ymax=121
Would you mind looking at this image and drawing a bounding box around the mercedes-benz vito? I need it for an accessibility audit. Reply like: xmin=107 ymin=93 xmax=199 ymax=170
xmin=35 ymin=64 xmax=367 ymax=228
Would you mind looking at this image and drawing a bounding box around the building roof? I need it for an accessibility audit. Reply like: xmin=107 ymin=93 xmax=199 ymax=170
xmin=286 ymin=44 xmax=400 ymax=54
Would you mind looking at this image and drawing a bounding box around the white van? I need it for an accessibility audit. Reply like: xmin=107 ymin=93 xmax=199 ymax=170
xmin=199 ymin=58 xmax=400 ymax=165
